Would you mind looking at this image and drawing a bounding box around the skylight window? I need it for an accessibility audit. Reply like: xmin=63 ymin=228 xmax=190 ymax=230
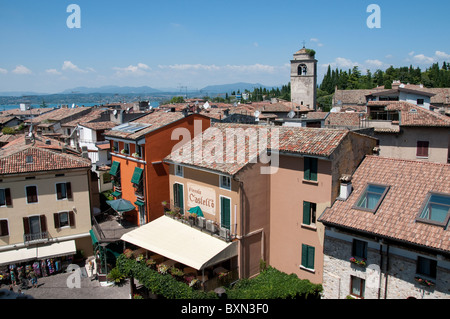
xmin=354 ymin=184 xmax=389 ymax=213
xmin=112 ymin=123 xmax=151 ymax=133
xmin=417 ymin=193 xmax=450 ymax=227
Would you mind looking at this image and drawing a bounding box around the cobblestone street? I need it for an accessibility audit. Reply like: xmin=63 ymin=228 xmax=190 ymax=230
xmin=1 ymin=270 xmax=131 ymax=299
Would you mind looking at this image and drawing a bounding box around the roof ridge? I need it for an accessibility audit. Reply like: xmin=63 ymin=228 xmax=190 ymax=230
xmin=366 ymin=155 xmax=450 ymax=167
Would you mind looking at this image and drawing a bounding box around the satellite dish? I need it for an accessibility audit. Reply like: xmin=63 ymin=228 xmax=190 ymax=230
xmin=254 ymin=110 xmax=260 ymax=118
xmin=288 ymin=110 xmax=295 ymax=119
xmin=149 ymin=106 xmax=153 ymax=111
xmin=233 ymin=102 xmax=237 ymax=107
xmin=113 ymin=110 xmax=118 ymax=116
xmin=72 ymin=104 xmax=75 ymax=108
xmin=203 ymin=101 xmax=210 ymax=109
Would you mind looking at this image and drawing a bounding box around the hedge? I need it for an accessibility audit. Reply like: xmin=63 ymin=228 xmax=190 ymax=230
xmin=225 ymin=266 xmax=322 ymax=299
xmin=115 ymin=254 xmax=322 ymax=299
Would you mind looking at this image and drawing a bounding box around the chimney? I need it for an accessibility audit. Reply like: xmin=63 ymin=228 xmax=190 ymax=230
xmin=338 ymin=174 xmax=352 ymax=200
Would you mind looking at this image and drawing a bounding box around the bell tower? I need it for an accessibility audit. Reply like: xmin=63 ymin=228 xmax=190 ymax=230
xmin=290 ymin=46 xmax=317 ymax=110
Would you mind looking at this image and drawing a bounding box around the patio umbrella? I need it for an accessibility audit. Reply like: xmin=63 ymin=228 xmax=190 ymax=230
xmin=106 ymin=199 xmax=135 ymax=213
xmin=188 ymin=206 xmax=204 ymax=217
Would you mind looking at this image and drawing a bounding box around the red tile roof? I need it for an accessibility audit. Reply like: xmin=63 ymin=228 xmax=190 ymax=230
xmin=369 ymin=101 xmax=450 ymax=127
xmin=0 ymin=136 xmax=91 ymax=175
xmin=165 ymin=123 xmax=352 ymax=175
xmin=318 ymin=156 xmax=450 ymax=253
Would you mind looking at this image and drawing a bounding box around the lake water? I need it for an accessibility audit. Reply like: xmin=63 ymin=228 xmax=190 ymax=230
xmin=0 ymin=101 xmax=160 ymax=112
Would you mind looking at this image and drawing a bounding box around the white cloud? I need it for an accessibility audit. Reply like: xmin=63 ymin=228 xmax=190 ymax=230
xmin=365 ymin=59 xmax=384 ymax=68
xmin=435 ymin=50 xmax=450 ymax=60
xmin=158 ymin=63 xmax=278 ymax=73
xmin=310 ymin=38 xmax=324 ymax=47
xmin=412 ymin=54 xmax=435 ymax=64
xmin=46 ymin=69 xmax=62 ymax=75
xmin=62 ymin=61 xmax=89 ymax=73
xmin=12 ymin=65 xmax=32 ymax=75
xmin=113 ymin=63 xmax=151 ymax=76
xmin=0 ymin=68 xmax=7 ymax=74
xmin=323 ymin=57 xmax=360 ymax=70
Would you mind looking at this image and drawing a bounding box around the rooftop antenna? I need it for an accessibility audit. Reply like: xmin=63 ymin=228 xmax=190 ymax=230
xmin=302 ymin=40 xmax=306 ymax=48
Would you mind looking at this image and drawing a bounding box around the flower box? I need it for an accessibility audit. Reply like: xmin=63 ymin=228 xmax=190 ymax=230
xmin=415 ymin=276 xmax=434 ymax=287
xmin=350 ymin=257 xmax=367 ymax=267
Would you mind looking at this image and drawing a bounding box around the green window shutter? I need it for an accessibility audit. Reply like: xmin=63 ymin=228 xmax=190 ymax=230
xmin=174 ymin=184 xmax=184 ymax=213
xmin=109 ymin=161 xmax=120 ymax=177
xmin=308 ymin=246 xmax=315 ymax=269
xmin=301 ymin=244 xmax=315 ymax=269
xmin=310 ymin=158 xmax=318 ymax=181
xmin=304 ymin=157 xmax=311 ymax=180
xmin=303 ymin=201 xmax=311 ymax=225
xmin=221 ymin=197 xmax=231 ymax=230
xmin=131 ymin=167 xmax=143 ymax=184
xmin=301 ymin=244 xmax=308 ymax=268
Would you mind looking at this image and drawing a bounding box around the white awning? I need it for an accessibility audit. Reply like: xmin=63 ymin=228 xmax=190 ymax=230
xmin=0 ymin=240 xmax=76 ymax=266
xmin=121 ymin=216 xmax=238 ymax=270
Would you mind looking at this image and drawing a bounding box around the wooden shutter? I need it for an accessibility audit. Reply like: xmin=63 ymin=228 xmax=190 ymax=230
xmin=66 ymin=182 xmax=73 ymax=200
xmin=40 ymin=215 xmax=47 ymax=233
xmin=0 ymin=220 xmax=9 ymax=236
xmin=307 ymin=246 xmax=315 ymax=269
xmin=301 ymin=244 xmax=308 ymax=268
xmin=56 ymin=184 xmax=63 ymax=200
xmin=304 ymin=157 xmax=310 ymax=180
xmin=69 ymin=211 xmax=75 ymax=227
xmin=5 ymin=188 xmax=12 ymax=206
xmin=303 ymin=201 xmax=311 ymax=225
xmin=54 ymin=213 xmax=60 ymax=228
xmin=23 ymin=217 xmax=30 ymax=235
xmin=310 ymin=158 xmax=318 ymax=181
xmin=221 ymin=197 xmax=231 ymax=230
xmin=417 ymin=141 xmax=429 ymax=157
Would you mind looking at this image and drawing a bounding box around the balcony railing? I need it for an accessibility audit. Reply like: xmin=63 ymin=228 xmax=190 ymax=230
xmin=163 ymin=202 xmax=235 ymax=243
xmin=24 ymin=232 xmax=49 ymax=244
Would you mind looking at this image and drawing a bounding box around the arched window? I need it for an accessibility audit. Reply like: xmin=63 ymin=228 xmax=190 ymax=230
xmin=298 ymin=64 xmax=307 ymax=76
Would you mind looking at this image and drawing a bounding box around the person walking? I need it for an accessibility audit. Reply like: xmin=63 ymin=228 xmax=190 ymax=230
xmin=29 ymin=270 xmax=38 ymax=288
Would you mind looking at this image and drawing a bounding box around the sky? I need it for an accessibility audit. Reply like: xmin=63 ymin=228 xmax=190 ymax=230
xmin=0 ymin=0 xmax=450 ymax=94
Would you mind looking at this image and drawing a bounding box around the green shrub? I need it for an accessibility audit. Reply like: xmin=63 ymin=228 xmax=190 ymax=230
xmin=226 ymin=266 xmax=322 ymax=299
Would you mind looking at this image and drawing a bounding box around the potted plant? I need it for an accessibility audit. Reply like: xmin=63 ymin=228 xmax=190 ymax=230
xmin=415 ymin=276 xmax=434 ymax=287
xmin=350 ymin=257 xmax=367 ymax=267
xmin=146 ymin=258 xmax=156 ymax=269
xmin=132 ymin=152 xmax=139 ymax=158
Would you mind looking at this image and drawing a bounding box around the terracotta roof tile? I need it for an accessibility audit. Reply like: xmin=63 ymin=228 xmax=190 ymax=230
xmin=0 ymin=136 xmax=90 ymax=175
xmin=165 ymin=124 xmax=350 ymax=175
xmin=318 ymin=156 xmax=450 ymax=253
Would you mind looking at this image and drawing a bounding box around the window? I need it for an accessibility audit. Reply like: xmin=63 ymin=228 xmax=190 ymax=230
xmin=416 ymin=141 xmax=429 ymax=158
xmin=113 ymin=141 xmax=119 ymax=152
xmin=417 ymin=193 xmax=450 ymax=226
xmin=301 ymin=244 xmax=315 ymax=270
xmin=54 ymin=211 xmax=75 ymax=228
xmin=417 ymin=99 xmax=424 ymax=105
xmin=0 ymin=219 xmax=9 ymax=237
xmin=304 ymin=157 xmax=318 ymax=181
xmin=26 ymin=186 xmax=38 ymax=204
xmin=0 ymin=188 xmax=12 ymax=206
xmin=135 ymin=144 xmax=142 ymax=158
xmin=350 ymin=276 xmax=365 ymax=298
xmin=175 ymin=165 xmax=184 ymax=177
xmin=416 ymin=256 xmax=437 ymax=279
xmin=173 ymin=183 xmax=184 ymax=214
xmin=26 ymin=155 xmax=33 ymax=164
xmin=220 ymin=175 xmax=231 ymax=190
xmin=23 ymin=215 xmax=47 ymax=241
xmin=352 ymin=239 xmax=368 ymax=260
xmin=220 ymin=196 xmax=231 ymax=230
xmin=302 ymin=201 xmax=316 ymax=226
xmin=56 ymin=182 xmax=73 ymax=200
xmin=298 ymin=64 xmax=307 ymax=76
xmin=354 ymin=184 xmax=389 ymax=213
xmin=123 ymin=143 xmax=130 ymax=155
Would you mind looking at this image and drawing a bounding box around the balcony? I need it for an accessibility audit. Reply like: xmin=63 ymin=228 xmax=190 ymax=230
xmin=92 ymin=210 xmax=139 ymax=243
xmin=24 ymin=232 xmax=49 ymax=244
xmin=163 ymin=203 xmax=234 ymax=243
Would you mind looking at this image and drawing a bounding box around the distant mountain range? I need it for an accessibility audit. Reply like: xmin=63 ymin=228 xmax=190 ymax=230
xmin=0 ymin=82 xmax=280 ymax=98
xmin=59 ymin=85 xmax=162 ymax=94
